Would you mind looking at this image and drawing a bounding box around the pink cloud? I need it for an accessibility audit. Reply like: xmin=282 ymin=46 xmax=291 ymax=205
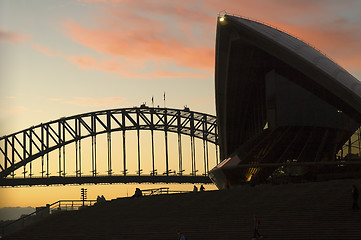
xmin=67 ymin=55 xmax=206 ymax=78
xmin=32 ymin=42 xmax=208 ymax=79
xmin=31 ymin=2 xmax=215 ymax=79
xmin=69 ymin=0 xmax=360 ymax=74
xmin=207 ymin=0 xmax=328 ymax=21
xmin=31 ymin=0 xmax=361 ymax=78
xmin=64 ymin=20 xmax=214 ymax=70
xmin=267 ymin=20 xmax=361 ymax=71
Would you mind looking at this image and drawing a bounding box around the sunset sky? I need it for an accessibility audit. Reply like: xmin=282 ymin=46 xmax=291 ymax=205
xmin=1 ymin=0 xmax=361 ymax=213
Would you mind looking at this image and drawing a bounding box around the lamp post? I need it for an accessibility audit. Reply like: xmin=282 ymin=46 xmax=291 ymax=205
xmin=81 ymin=188 xmax=87 ymax=207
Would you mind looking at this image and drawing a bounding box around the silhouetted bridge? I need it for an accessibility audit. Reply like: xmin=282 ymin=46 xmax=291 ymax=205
xmin=0 ymin=106 xmax=218 ymax=186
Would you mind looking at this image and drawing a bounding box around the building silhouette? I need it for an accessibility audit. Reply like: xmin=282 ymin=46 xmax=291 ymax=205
xmin=210 ymin=15 xmax=361 ymax=189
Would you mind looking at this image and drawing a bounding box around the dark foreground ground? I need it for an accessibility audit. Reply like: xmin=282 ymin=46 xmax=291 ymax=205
xmin=4 ymin=179 xmax=361 ymax=239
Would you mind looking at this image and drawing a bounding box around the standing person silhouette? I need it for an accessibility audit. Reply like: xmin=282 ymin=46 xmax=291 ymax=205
xmin=177 ymin=230 xmax=187 ymax=240
xmin=252 ymin=215 xmax=263 ymax=239
xmin=352 ymin=185 xmax=359 ymax=210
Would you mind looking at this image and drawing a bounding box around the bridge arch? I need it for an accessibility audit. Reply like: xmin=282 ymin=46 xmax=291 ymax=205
xmin=0 ymin=107 xmax=218 ymax=182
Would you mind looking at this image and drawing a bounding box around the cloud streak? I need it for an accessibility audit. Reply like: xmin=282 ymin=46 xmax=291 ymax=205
xmin=30 ymin=0 xmax=361 ymax=78
xmin=64 ymin=20 xmax=214 ymax=70
xmin=0 ymin=29 xmax=29 ymax=43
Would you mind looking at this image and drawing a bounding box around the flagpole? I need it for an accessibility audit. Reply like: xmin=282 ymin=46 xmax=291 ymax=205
xmin=163 ymin=92 xmax=166 ymax=108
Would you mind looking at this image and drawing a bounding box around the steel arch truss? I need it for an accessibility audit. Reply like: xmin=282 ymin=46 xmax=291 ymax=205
xmin=0 ymin=107 xmax=218 ymax=180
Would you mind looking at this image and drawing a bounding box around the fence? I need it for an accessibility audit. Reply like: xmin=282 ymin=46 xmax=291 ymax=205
xmin=0 ymin=199 xmax=96 ymax=237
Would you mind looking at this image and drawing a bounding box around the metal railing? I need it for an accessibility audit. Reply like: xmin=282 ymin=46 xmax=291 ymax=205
xmin=0 ymin=188 xmax=192 ymax=237
xmin=0 ymin=199 xmax=96 ymax=237
xmin=49 ymin=200 xmax=97 ymax=212
xmin=140 ymin=187 xmax=191 ymax=196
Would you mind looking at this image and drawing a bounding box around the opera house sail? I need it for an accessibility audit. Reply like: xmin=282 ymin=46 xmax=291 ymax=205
xmin=210 ymin=15 xmax=361 ymax=189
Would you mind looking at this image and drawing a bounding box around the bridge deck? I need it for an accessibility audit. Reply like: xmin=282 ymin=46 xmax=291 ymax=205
xmin=0 ymin=175 xmax=212 ymax=187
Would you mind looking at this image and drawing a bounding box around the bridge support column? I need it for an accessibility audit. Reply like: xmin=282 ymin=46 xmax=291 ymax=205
xmin=11 ymin=136 xmax=15 ymax=178
xmin=29 ymin=129 xmax=33 ymax=178
xmin=191 ymin=135 xmax=196 ymax=175
xmin=203 ymin=139 xmax=209 ymax=176
xmin=151 ymin=129 xmax=155 ymax=175
xmin=23 ymin=132 xmax=27 ymax=178
xmin=46 ymin=125 xmax=50 ymax=178
xmin=107 ymin=132 xmax=112 ymax=175
xmin=58 ymin=122 xmax=62 ymax=177
xmin=78 ymin=139 xmax=82 ymax=177
xmin=62 ymin=122 xmax=66 ymax=177
xmin=122 ymin=130 xmax=127 ymax=176
xmin=75 ymin=140 xmax=79 ymax=177
xmin=178 ymin=133 xmax=183 ymax=176
xmin=137 ymin=109 xmax=142 ymax=176
xmin=92 ymin=135 xmax=97 ymax=177
xmin=76 ymin=118 xmax=82 ymax=177
xmin=164 ymin=110 xmax=169 ymax=176
xmin=41 ymin=126 xmax=44 ymax=178
xmin=165 ymin=131 xmax=169 ymax=176
xmin=137 ymin=128 xmax=141 ymax=176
